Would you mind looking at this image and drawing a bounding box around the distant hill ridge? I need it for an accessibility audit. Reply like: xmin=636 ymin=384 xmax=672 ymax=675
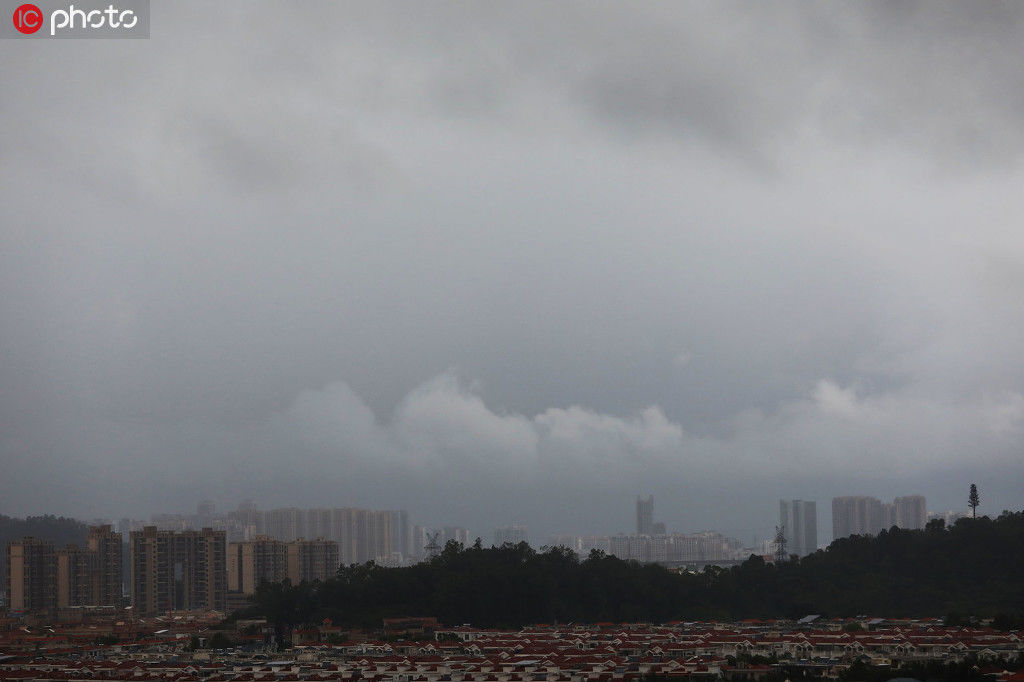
xmin=0 ymin=513 xmax=89 ymax=550
xmin=0 ymin=514 xmax=91 ymax=589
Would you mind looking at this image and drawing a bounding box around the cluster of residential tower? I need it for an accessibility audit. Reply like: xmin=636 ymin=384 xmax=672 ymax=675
xmin=3 ymin=493 xmax=962 ymax=620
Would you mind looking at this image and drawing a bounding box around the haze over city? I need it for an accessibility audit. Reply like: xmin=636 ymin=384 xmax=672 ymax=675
xmin=3 ymin=3 xmax=1024 ymax=545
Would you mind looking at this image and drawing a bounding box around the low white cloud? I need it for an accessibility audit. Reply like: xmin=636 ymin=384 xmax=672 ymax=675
xmin=812 ymin=379 xmax=863 ymax=418
xmin=391 ymin=372 xmax=538 ymax=470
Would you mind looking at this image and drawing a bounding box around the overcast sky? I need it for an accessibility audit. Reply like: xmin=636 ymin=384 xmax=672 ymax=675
xmin=2 ymin=2 xmax=1023 ymax=546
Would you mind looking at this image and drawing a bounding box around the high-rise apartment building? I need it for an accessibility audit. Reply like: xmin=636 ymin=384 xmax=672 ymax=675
xmin=609 ymin=534 xmax=630 ymax=559
xmin=443 ymin=526 xmax=470 ymax=547
xmin=130 ymin=527 xmax=226 ymax=616
xmin=334 ymin=508 xmax=357 ymax=564
xmin=223 ymin=504 xmax=412 ymax=563
xmin=391 ymin=510 xmax=410 ymax=559
xmin=372 ymin=509 xmax=392 ymax=562
xmin=8 ymin=526 xmax=122 ymax=613
xmin=494 ymin=525 xmax=528 ymax=546
xmin=229 ymin=500 xmax=264 ymax=539
xmin=895 ymin=495 xmax=927 ymax=530
xmin=265 ymin=508 xmax=305 ymax=542
xmin=349 ymin=508 xmax=390 ymax=563
xmin=6 ymin=537 xmax=57 ymax=613
xmin=304 ymin=509 xmax=332 ymax=542
xmin=636 ymin=495 xmax=654 ymax=535
xmin=832 ymin=496 xmax=882 ymax=539
xmin=87 ymin=524 xmax=123 ymax=606
xmin=196 ymin=500 xmax=216 ymax=524
xmin=881 ymin=502 xmax=896 ymax=530
xmin=779 ymin=500 xmax=817 ymax=557
xmin=833 ymin=495 xmax=928 ymax=540
xmin=56 ymin=545 xmax=98 ymax=607
xmin=410 ymin=525 xmax=429 ymax=560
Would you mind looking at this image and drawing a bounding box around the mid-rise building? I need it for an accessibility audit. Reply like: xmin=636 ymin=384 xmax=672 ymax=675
xmin=226 ymin=536 xmax=338 ymax=596
xmin=779 ymin=500 xmax=817 ymax=557
xmin=287 ymin=538 xmax=339 ymax=583
xmin=606 ymin=531 xmax=743 ymax=563
xmin=130 ymin=527 xmax=226 ymax=616
xmin=227 ymin=536 xmax=288 ymax=595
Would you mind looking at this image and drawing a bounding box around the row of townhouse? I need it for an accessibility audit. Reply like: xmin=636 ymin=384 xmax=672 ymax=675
xmin=0 ymin=657 xmax=724 ymax=682
xmin=1 ymin=620 xmax=1020 ymax=682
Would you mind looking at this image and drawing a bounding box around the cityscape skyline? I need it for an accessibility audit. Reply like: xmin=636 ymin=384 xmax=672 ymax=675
xmin=0 ymin=491 xmax=987 ymax=618
xmin=16 ymin=489 xmax=978 ymax=556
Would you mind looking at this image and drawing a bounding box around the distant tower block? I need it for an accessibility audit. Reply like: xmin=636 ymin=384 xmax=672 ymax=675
xmin=636 ymin=495 xmax=654 ymax=535
xmin=197 ymin=500 xmax=215 ymax=520
xmin=894 ymin=495 xmax=927 ymax=530
xmin=493 ymin=525 xmax=528 ymax=546
xmin=779 ymin=500 xmax=817 ymax=557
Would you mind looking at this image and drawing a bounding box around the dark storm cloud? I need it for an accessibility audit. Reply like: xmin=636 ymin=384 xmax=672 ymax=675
xmin=558 ymin=2 xmax=1024 ymax=168
xmin=1 ymin=2 xmax=1023 ymax=542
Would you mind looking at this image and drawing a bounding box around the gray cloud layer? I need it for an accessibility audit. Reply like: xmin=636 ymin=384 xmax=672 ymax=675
xmin=2 ymin=2 xmax=1023 ymax=543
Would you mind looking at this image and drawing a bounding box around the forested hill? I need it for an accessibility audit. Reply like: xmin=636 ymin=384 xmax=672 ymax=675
xmin=252 ymin=511 xmax=1024 ymax=630
xmin=0 ymin=514 xmax=90 ymax=551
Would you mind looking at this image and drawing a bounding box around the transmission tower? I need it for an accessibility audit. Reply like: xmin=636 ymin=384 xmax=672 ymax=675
xmin=424 ymin=532 xmax=442 ymax=560
xmin=774 ymin=524 xmax=788 ymax=563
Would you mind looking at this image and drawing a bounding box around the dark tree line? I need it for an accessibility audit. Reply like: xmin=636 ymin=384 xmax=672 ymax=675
xmin=0 ymin=514 xmax=90 ymax=550
xmin=838 ymin=655 xmax=1019 ymax=682
xmin=248 ymin=511 xmax=1024 ymax=630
